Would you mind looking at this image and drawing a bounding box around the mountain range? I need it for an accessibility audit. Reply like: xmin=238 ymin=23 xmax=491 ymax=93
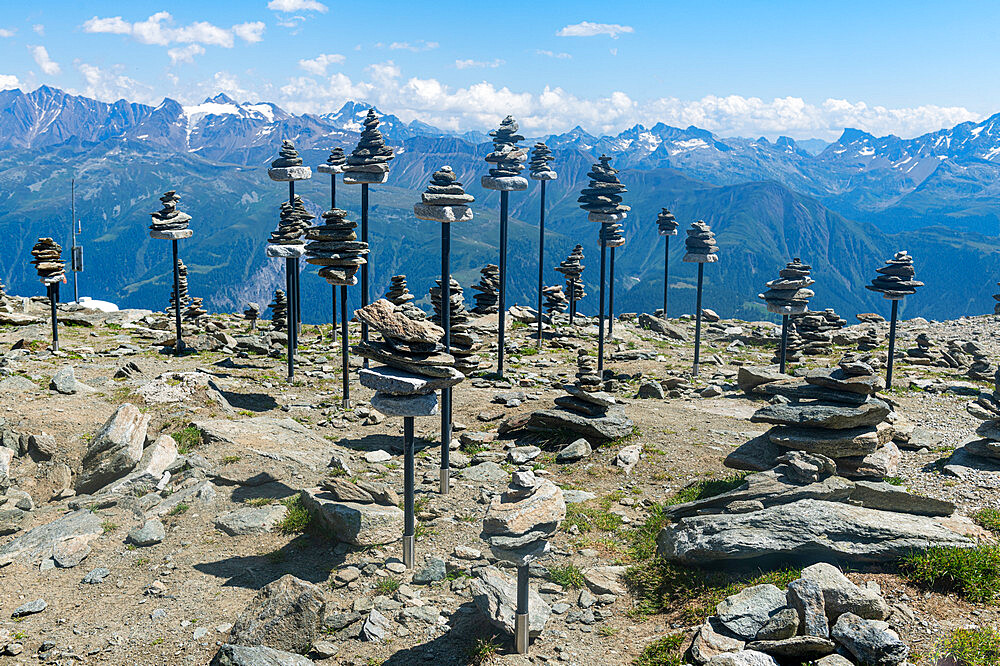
xmin=1 ymin=84 xmax=999 ymax=324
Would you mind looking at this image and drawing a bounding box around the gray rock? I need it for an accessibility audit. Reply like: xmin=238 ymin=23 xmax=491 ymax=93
xmin=525 ymin=404 xmax=634 ymax=442
xmin=0 ymin=447 xmax=12 ymax=493
xmin=848 ymin=480 xmax=954 ymax=517
xmin=658 ymin=499 xmax=972 ymax=564
xmin=229 ymin=575 xmax=326 ymax=654
xmin=50 ymin=366 xmax=80 ymax=394
xmin=750 ymin=399 xmax=891 ymax=430
xmin=705 ymin=651 xmax=779 ymax=666
xmin=82 ymin=567 xmax=110 ymax=584
xmin=127 ymin=518 xmax=165 ymax=547
xmin=737 ymin=367 xmax=787 ymax=391
xmin=507 ymin=445 xmax=541 ymax=464
xmin=470 ymin=566 xmax=551 ymax=638
xmin=215 ymin=504 xmax=287 ymax=536
xmin=816 ymin=655 xmax=854 ymax=666
xmin=0 ymin=506 xmax=25 ymax=535
xmin=300 ymin=488 xmax=403 ymax=546
xmin=800 ymin=562 xmax=890 ymax=620
xmin=398 ymin=605 xmax=439 ymax=626
xmin=831 ymin=612 xmax=908 ymax=666
xmin=562 ymin=490 xmax=597 ymax=504
xmin=556 ymin=438 xmax=591 ymax=463
xmin=637 ymin=382 xmax=665 ymax=399
xmin=358 ymin=366 xmax=462 ymax=395
xmin=746 ymin=636 xmax=836 ymax=660
xmin=0 ymin=509 xmax=102 ymax=566
xmin=29 ymin=432 xmax=57 ymax=459
xmin=770 ymin=423 xmax=891 ymax=457
xmin=320 ymin=477 xmax=375 ymax=503
xmin=787 ymin=578 xmax=828 ymax=637
xmin=666 ymin=470 xmax=853 ymax=519
xmin=98 ymin=434 xmax=178 ymax=495
xmin=637 ymin=313 xmax=686 ymax=340
xmin=12 ymin=598 xmax=46 ymax=617
xmin=835 ymin=442 xmax=901 ymax=479
xmin=754 ymin=607 xmax=799 ymax=640
xmin=360 ymin=608 xmax=390 ymax=642
xmin=461 ymin=462 xmax=509 ymax=483
xmin=76 ymin=403 xmax=149 ymax=494
xmin=412 ymin=557 xmax=446 ymax=584
xmin=716 ymin=584 xmax=787 ymax=640
xmin=209 ymin=644 xmax=315 ymax=666
xmin=370 ymin=391 xmax=439 ymax=417
xmin=692 ymin=620 xmax=745 ymax=662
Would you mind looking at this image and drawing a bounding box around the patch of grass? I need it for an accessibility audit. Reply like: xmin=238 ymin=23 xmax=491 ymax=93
xmin=244 ymin=497 xmax=274 ymax=507
xmin=170 ymin=426 xmax=202 ymax=454
xmin=327 ymin=466 xmax=348 ymax=478
xmin=936 ymin=627 xmax=1000 ymax=666
xmin=548 ymin=564 xmax=586 ymax=588
xmin=276 ymin=495 xmax=313 ymax=535
xmin=562 ymin=502 xmax=623 ymax=534
xmin=883 ymin=476 xmax=906 ymax=486
xmin=374 ymin=577 xmax=401 ymax=596
xmin=467 ymin=635 xmax=502 ymax=666
xmin=220 ymin=455 xmax=241 ymax=465
xmin=632 ymin=633 xmax=686 ymax=666
xmin=597 ymin=625 xmax=620 ymax=637
xmin=101 ymin=521 xmax=119 ymax=534
xmin=666 ymin=473 xmax=749 ymax=506
xmin=901 ymin=545 xmax=1000 ymax=603
xmin=973 ymin=508 xmax=1000 ymax=535
xmin=168 ymin=503 xmax=190 ymax=516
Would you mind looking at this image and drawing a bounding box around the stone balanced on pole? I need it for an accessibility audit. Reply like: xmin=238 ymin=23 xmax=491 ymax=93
xmin=482 ymin=115 xmax=528 ymax=379
xmin=555 ymin=245 xmax=585 ymax=326
xmin=267 ymin=140 xmax=312 ymax=379
xmin=304 ymin=200 xmax=369 ymax=409
xmin=578 ymin=155 xmax=629 ymax=376
xmin=683 ymin=220 xmax=719 ymax=376
xmin=355 ymin=300 xmax=463 ymax=568
xmin=317 ymin=146 xmax=346 ymax=344
xmin=866 ymin=251 xmax=923 ymax=390
xmin=343 ymin=109 xmax=395 ymax=364
xmin=529 ymin=141 xmax=557 ymax=348
xmin=30 ymin=238 xmax=66 ymax=352
xmin=656 ymin=208 xmax=679 ymax=317
xmin=759 ymin=257 xmax=814 ymax=374
xmin=148 ymin=190 xmax=193 ymax=356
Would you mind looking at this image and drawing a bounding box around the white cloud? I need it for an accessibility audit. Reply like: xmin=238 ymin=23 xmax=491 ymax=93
xmin=267 ymin=0 xmax=327 ymax=12
xmin=82 ymin=12 xmax=263 ymax=48
xmin=74 ymin=62 xmax=156 ymax=104
xmin=455 ymin=58 xmax=505 ymax=69
xmin=0 ymin=28 xmax=16 ymax=38
xmin=298 ymin=53 xmax=345 ymax=75
xmin=557 ymin=21 xmax=634 ymax=38
xmin=535 ymin=49 xmax=571 ymax=59
xmin=32 ymin=24 xmax=44 ymax=35
xmin=381 ymin=40 xmax=438 ymax=52
xmin=0 ymin=74 xmax=19 ymax=89
xmin=29 ymin=45 xmax=60 ymax=75
xmin=168 ymin=44 xmax=205 ymax=64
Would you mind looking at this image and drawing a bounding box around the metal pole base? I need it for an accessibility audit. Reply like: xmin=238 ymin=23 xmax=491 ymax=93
xmin=402 ymin=534 xmax=415 ymax=569
xmin=439 ymin=468 xmax=450 ymax=495
xmin=515 ymin=613 xmax=529 ymax=654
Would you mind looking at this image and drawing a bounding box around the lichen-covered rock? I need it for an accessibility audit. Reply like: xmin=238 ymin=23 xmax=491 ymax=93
xmin=229 ymin=575 xmax=326 ymax=654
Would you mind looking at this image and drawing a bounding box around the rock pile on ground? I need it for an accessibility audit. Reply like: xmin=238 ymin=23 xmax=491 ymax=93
xmin=268 ymin=290 xmax=288 ymax=331
xmin=953 ymin=366 xmax=1000 ymax=469
xmin=148 ymin=191 xmax=191 ymax=234
xmin=430 ymin=278 xmax=482 ymax=374
xmin=684 ymin=220 xmax=719 ymax=263
xmin=30 ymin=238 xmax=65 ymax=283
xmin=343 ymin=109 xmax=394 ymax=185
xmin=481 ymin=115 xmax=528 ymax=191
xmin=517 ymin=349 xmax=634 ymax=442
xmin=774 ymin=321 xmax=806 ymax=364
xmin=789 ymin=308 xmax=847 ymax=356
xmin=184 ymin=297 xmax=208 ymax=322
xmin=856 ymin=326 xmax=881 ymax=351
xmin=965 ymin=342 xmax=992 ymax=380
xmin=305 ymin=206 xmax=368 ymax=286
xmin=555 ymin=245 xmax=586 ymax=310
xmin=242 ymin=302 xmax=259 ymax=329
xmin=167 ymin=259 xmax=190 ymax=313
xmin=382 ymin=275 xmax=425 ymax=320
xmin=679 ymin=562 xmax=911 ymax=665
xmin=543 ymin=285 xmax=568 ymax=316
xmin=471 ymin=264 xmax=500 ymax=315
xmin=736 ymin=357 xmax=900 ymax=479
xmin=529 ymin=141 xmax=557 ymax=181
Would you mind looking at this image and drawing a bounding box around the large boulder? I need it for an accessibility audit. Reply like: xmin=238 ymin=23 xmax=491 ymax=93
xmin=799 ymin=563 xmax=889 ymax=621
xmin=715 ymin=584 xmax=787 ymax=639
xmin=524 ymin=405 xmax=634 ymax=442
xmin=482 ymin=479 xmax=565 ymax=537
xmin=831 ymin=612 xmax=908 ymax=666
xmin=750 ymin=400 xmax=890 ymax=430
xmin=210 ymin=644 xmax=315 ymax=666
xmin=0 ymin=447 xmax=11 ymax=493
xmin=299 ymin=488 xmax=403 ymax=546
xmin=229 ymin=575 xmax=326 ymax=655
xmin=470 ymin=566 xmax=550 ymax=638
xmin=98 ymin=434 xmax=177 ymax=495
xmin=657 ymin=499 xmax=973 ymax=564
xmin=0 ymin=510 xmax=103 ymax=567
xmin=75 ymin=404 xmax=149 ymax=494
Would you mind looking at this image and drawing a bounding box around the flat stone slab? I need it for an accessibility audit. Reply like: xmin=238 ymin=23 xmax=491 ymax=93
xmin=266 ymin=245 xmax=306 ymax=258
xmin=267 ymin=166 xmax=312 ymax=181
xmin=413 ymin=203 xmax=473 ymax=223
xmin=751 ymin=399 xmax=890 ymax=430
xmin=370 ymin=391 xmax=439 ymax=417
xmin=359 ymin=366 xmax=463 ymax=395
xmin=0 ymin=510 xmax=103 ymax=567
xmin=481 ymin=175 xmax=528 ymax=191
xmin=524 ymin=405 xmax=634 ymax=443
xmin=683 ymin=253 xmax=719 ymax=263
xmin=215 ymin=504 xmax=288 ymax=535
xmin=769 ymin=423 xmax=892 ymax=457
xmin=316 ymin=164 xmax=343 ymax=174
xmin=150 ymin=228 xmax=193 ymax=240
xmin=343 ymin=171 xmax=388 ymax=185
xmin=530 ymin=171 xmax=557 ymax=181
xmin=849 ymin=480 xmax=954 ymax=516
xmin=588 ymin=211 xmax=627 ymax=223
xmin=300 ymin=488 xmax=403 ymax=546
xmin=0 ymin=313 xmax=41 ymax=326
xmin=657 ymin=498 xmax=973 ymax=565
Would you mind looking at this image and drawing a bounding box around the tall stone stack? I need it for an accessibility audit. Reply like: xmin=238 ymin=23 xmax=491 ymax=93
xmin=268 ymin=196 xmax=311 ymax=253
xmin=683 ymin=220 xmax=719 ymax=263
xmin=184 ymin=297 xmax=208 ymax=322
xmin=243 ymin=302 xmax=260 ymax=329
xmin=866 ymin=251 xmax=923 ymax=300
xmin=967 ymin=343 xmax=992 ymax=381
xmin=482 ymin=115 xmax=528 ymax=191
xmin=555 ymin=245 xmax=586 ymax=313
xmin=657 ymin=208 xmax=679 ymax=236
xmin=148 ymin=191 xmax=192 ymax=238
xmin=383 ymin=275 xmax=426 ymax=320
xmin=528 ymin=142 xmax=556 ymax=181
xmin=317 ymin=147 xmax=346 ymax=177
xmin=31 ymin=238 xmax=65 ymax=283
xmin=776 ymin=322 xmax=805 ymax=364
xmin=167 ymin=259 xmax=191 ymax=312
xmin=343 ymin=109 xmax=395 ymax=186
xmin=759 ymin=258 xmax=814 ymax=314
xmin=430 ymin=278 xmax=482 ymax=375
xmin=471 ymin=264 xmax=500 ymax=315
xmin=745 ymin=356 xmax=899 ymax=479
xmin=579 ymin=155 xmax=629 ymax=241
xmin=268 ymin=290 xmax=288 ymax=331
xmin=304 ymin=206 xmax=368 ymax=286
xmin=268 ymin=140 xmax=311 ymax=182
xmin=543 ymin=285 xmax=568 ymax=316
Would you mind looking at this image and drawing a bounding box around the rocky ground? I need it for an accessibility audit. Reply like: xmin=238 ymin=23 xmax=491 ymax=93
xmin=0 ymin=294 xmax=998 ymax=666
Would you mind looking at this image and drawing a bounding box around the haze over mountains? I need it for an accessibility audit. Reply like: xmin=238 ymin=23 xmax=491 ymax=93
xmin=2 ymin=84 xmax=999 ymax=323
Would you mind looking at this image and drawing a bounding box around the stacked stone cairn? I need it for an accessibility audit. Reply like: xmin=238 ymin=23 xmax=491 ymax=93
xmin=683 ymin=220 xmax=719 ymax=263
xmin=471 ymin=264 xmax=500 ymax=315
xmin=148 ymin=191 xmax=192 ymax=239
xmin=579 ymin=155 xmax=629 ymax=237
xmin=759 ymin=258 xmax=814 ymax=314
xmin=243 ymin=302 xmax=260 ymax=329
xmin=866 ymin=250 xmax=923 ymax=299
xmin=316 ymin=146 xmax=346 ymax=175
xmin=354 ymin=298 xmax=463 ymax=417
xmin=857 ymin=327 xmax=881 ymax=351
xmin=481 ymin=116 xmax=528 ymax=191
xmin=305 ymin=205 xmax=368 ymax=286
xmin=430 ymin=278 xmax=482 ymax=375
xmin=903 ymin=333 xmax=940 ymax=366
xmin=267 ymin=196 xmax=311 ymax=254
xmin=184 ymin=297 xmax=208 ymax=323
xmin=518 ymin=349 xmax=634 ymax=443
xmin=528 ymin=142 xmax=557 ymax=181
xmin=383 ymin=275 xmax=425 ymax=320
xmin=555 ymin=245 xmax=586 ymax=308
xmin=657 ymin=208 xmax=679 ymax=236
xmin=31 ymin=238 xmax=65 ymax=284
xmin=414 ymin=166 xmax=473 ymax=222
xmin=737 ymin=355 xmax=901 ymax=479
xmin=167 ymin=259 xmax=190 ymax=313
xmin=955 ymin=366 xmax=1000 ymax=468
xmin=268 ymin=290 xmax=288 ymax=331
xmin=543 ymin=285 xmax=568 ymax=316
xmin=267 ymin=140 xmax=311 ymax=182
xmin=343 ymin=109 xmax=394 ymax=185
xmin=774 ymin=322 xmax=806 ymax=364
xmin=966 ymin=342 xmax=992 ymax=381
xmin=789 ymin=308 xmax=848 ymax=356
xmin=473 ymin=468 xmax=565 ymax=639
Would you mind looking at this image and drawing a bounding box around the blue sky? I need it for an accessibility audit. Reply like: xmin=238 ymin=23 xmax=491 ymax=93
xmin=1 ymin=0 xmax=997 ymax=139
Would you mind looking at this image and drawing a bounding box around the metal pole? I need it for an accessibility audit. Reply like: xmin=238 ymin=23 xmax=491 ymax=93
xmin=293 ymin=260 xmax=301 ymax=346
xmin=609 ymin=246 xmax=616 ymax=338
xmin=536 ymin=180 xmax=545 ymax=348
xmin=886 ymin=299 xmax=899 ymax=390
xmin=693 ymin=263 xmax=704 ymax=376
xmin=172 ymin=239 xmax=183 ymax=356
xmin=289 ymin=181 xmax=300 ymax=350
xmin=515 ymin=563 xmax=530 ymax=654
xmin=598 ymin=226 xmax=607 ymax=376
xmin=498 ymin=191 xmax=509 ymax=378
xmin=71 ymin=178 xmax=79 ymax=303
xmin=331 ymin=175 xmax=337 ymax=344
xmin=360 ymin=183 xmax=369 ymax=364
xmin=441 ymin=223 xmax=451 ymax=494
xmin=779 ymin=314 xmax=789 ymax=374
xmin=340 ymin=285 xmax=349 ymax=408
xmin=663 ymin=236 xmax=669 ymax=317
xmin=403 ymin=416 xmax=415 ymax=569
xmin=286 ymin=260 xmax=295 ymax=380
xmin=49 ymin=283 xmax=59 ymax=352
xmin=569 ymin=279 xmax=575 ymax=326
